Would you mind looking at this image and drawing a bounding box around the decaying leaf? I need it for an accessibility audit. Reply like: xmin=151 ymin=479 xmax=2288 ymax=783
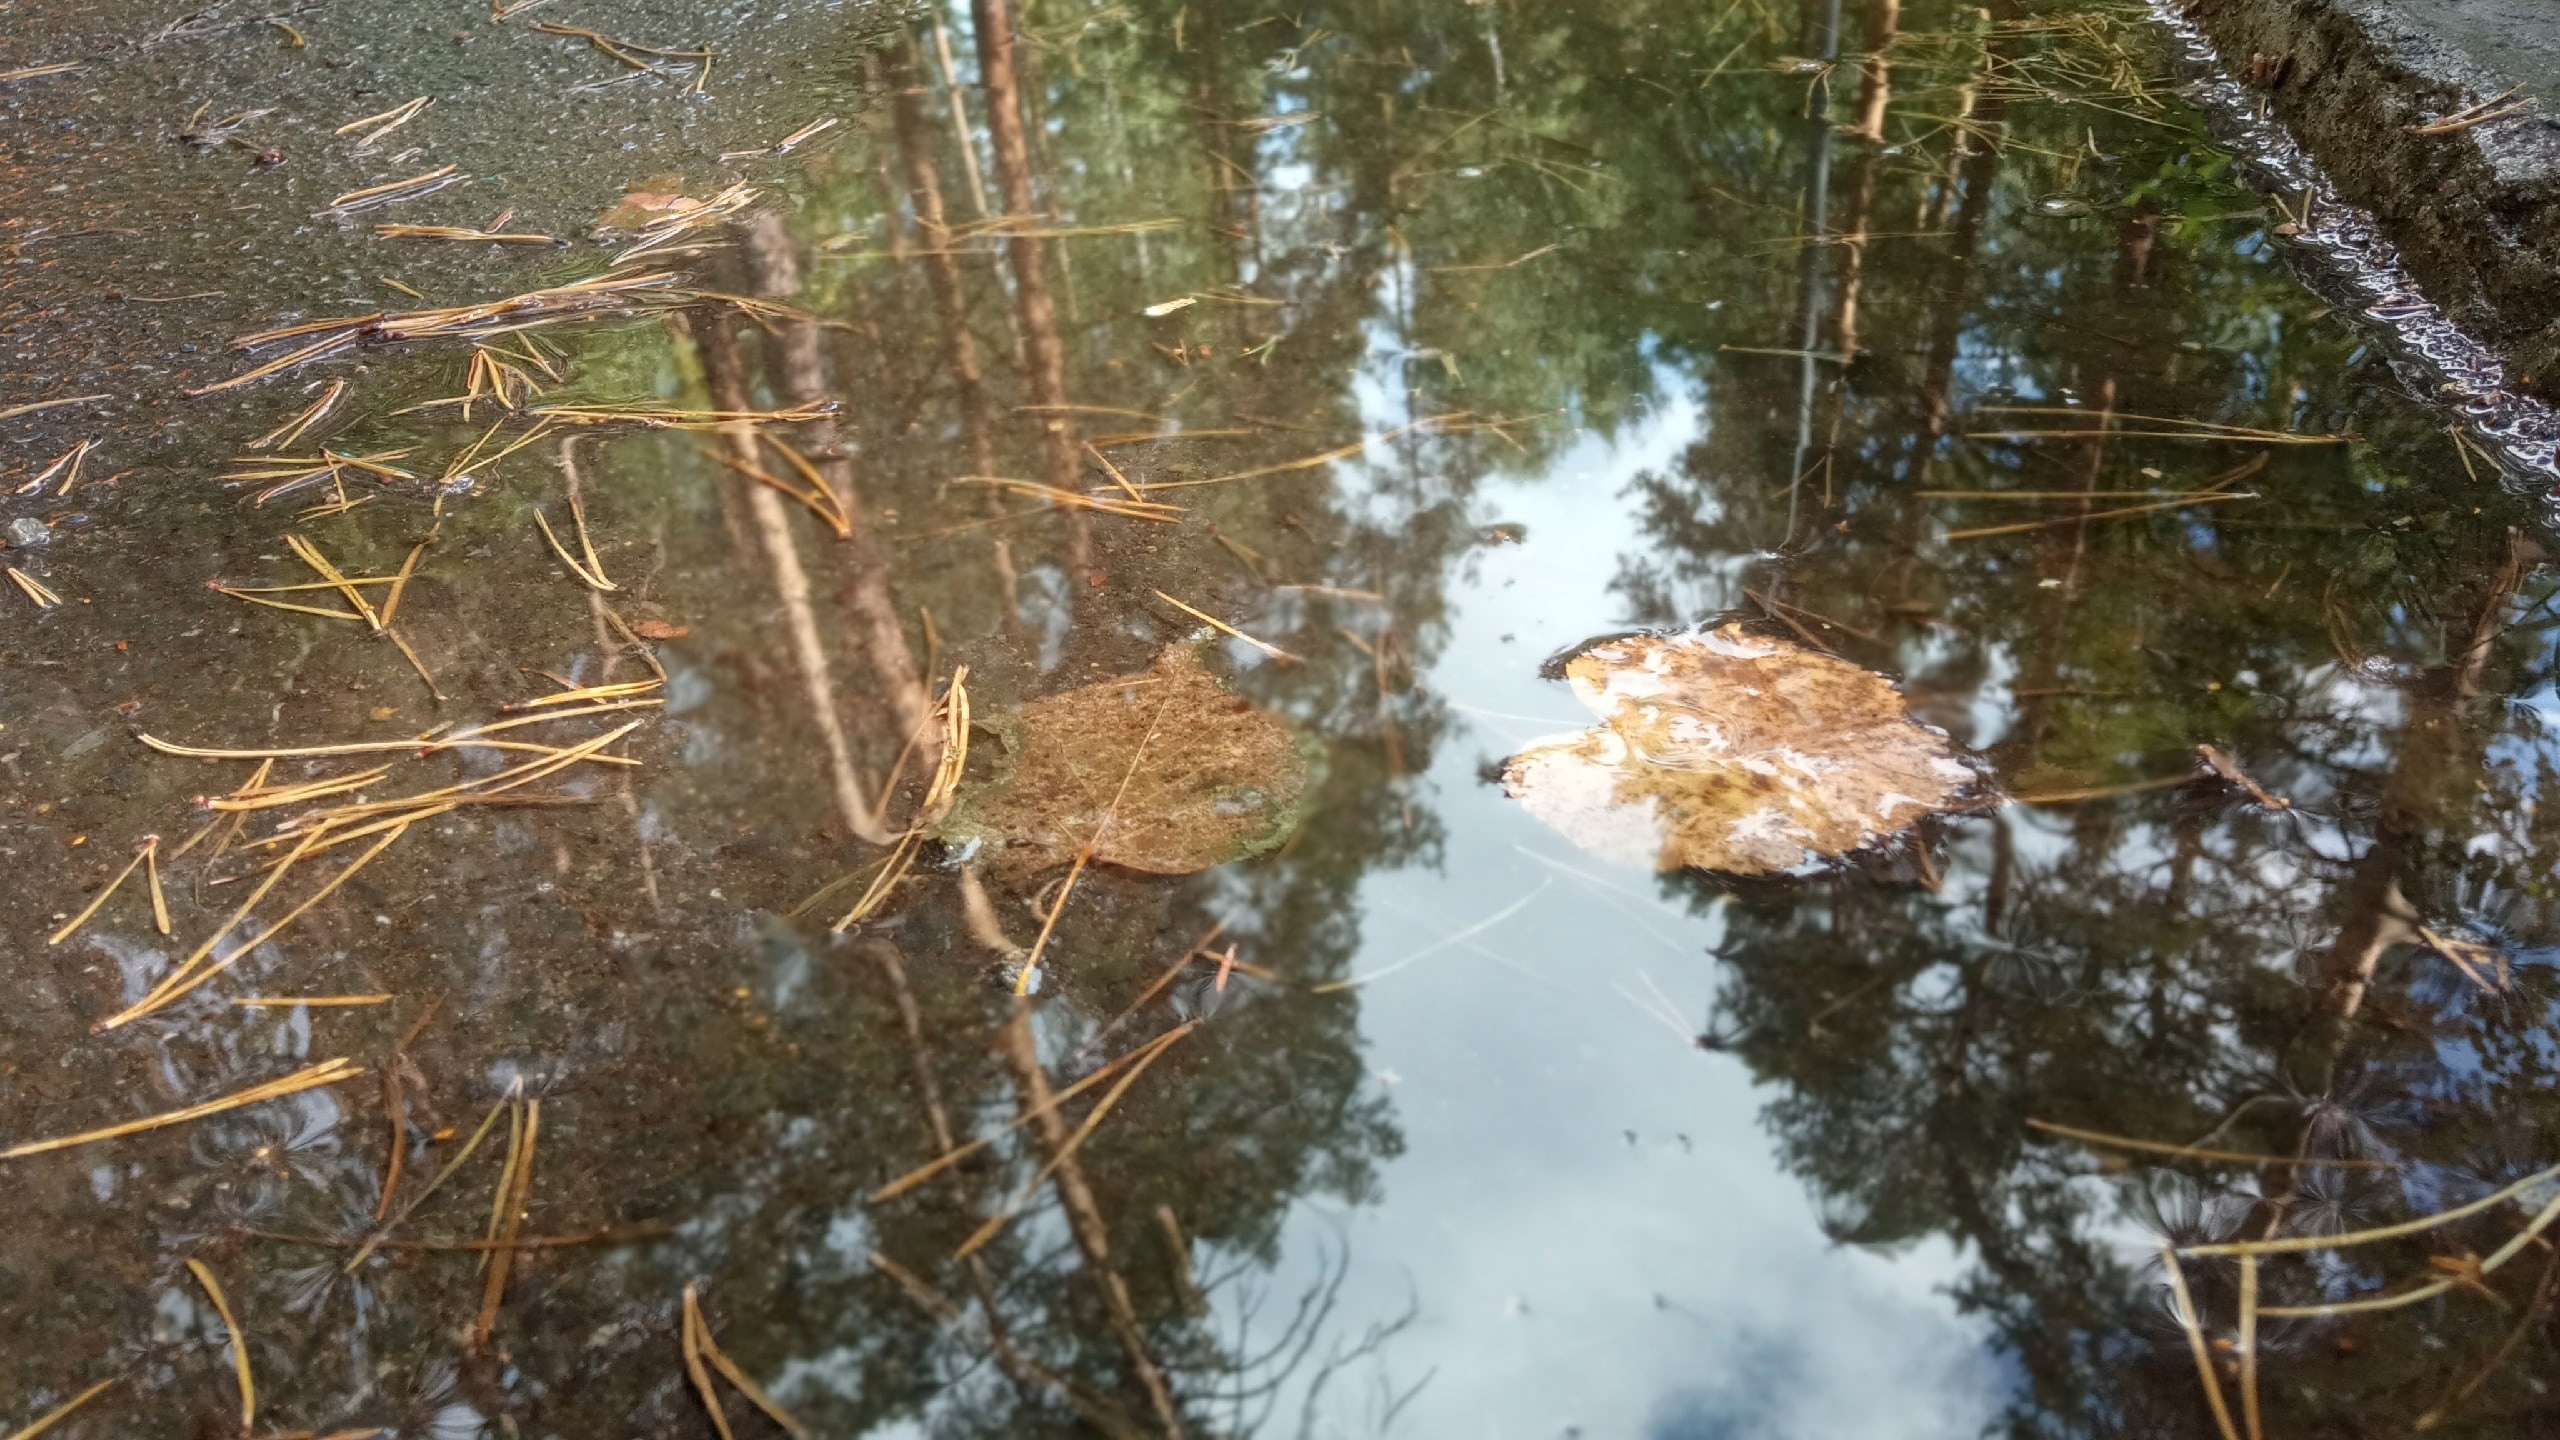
xmin=594 ymin=179 xmax=703 ymax=231
xmin=938 ymin=643 xmax=1314 ymax=875
xmin=1502 ymin=626 xmax=1982 ymax=875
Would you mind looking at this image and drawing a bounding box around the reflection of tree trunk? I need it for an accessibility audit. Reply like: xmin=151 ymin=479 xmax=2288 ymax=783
xmin=1188 ymin=0 xmax=1260 ymax=284
xmin=930 ymin=16 xmax=993 ymax=220
xmin=697 ymin=309 xmax=893 ymax=846
xmin=892 ymin=38 xmax=1021 ymax=623
xmin=2296 ymin=533 xmax=2523 ymax=1078
xmin=1785 ymin=0 xmax=1844 ymax=545
xmin=997 ymin=1010 xmax=1186 ymax=1437
xmin=1918 ymin=35 xmax=2007 ymax=438
xmin=736 ymin=214 xmax=935 ymax=754
xmin=972 ymin=0 xmax=1090 ymax=563
xmin=1832 ymin=0 xmax=1898 ymax=358
xmin=2007 ymin=378 xmax=2112 ymax=761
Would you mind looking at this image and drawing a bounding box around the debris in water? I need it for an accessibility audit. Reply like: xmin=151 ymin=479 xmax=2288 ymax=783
xmin=5 ymin=517 xmax=50 ymax=548
xmin=681 ymin=1284 xmax=809 ymax=1439
xmin=1501 ymin=626 xmax=1984 ymax=875
xmin=0 ymin=1058 xmax=364 ymax=1161
xmin=938 ymin=643 xmax=1313 ymax=875
xmin=184 ymin=1258 xmax=255 ymax=1434
xmin=6 ymin=567 xmax=61 ymax=608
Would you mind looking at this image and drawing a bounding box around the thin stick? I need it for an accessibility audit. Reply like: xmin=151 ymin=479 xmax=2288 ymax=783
xmin=185 ymin=1259 xmax=255 ymax=1434
xmin=2237 ymin=1254 xmax=2263 ymax=1440
xmin=1152 ymin=590 xmax=1298 ymax=662
xmin=0 ymin=1059 xmax=361 ymax=1162
xmin=2160 ymin=1246 xmax=2243 ymax=1440
xmin=46 ymin=838 xmax=155 ymax=945
xmin=2 ymin=1376 xmax=116 ymax=1440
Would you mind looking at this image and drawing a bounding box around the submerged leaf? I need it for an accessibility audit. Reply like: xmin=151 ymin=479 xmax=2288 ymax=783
xmin=1502 ymin=626 xmax=1981 ymax=875
xmin=939 ymin=644 xmax=1313 ymax=875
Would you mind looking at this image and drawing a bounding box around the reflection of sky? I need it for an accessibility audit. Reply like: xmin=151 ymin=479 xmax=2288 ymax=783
xmin=1246 ymin=401 xmax=2004 ymax=1436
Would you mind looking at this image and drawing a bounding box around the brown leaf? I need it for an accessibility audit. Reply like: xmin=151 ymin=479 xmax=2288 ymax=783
xmin=629 ymin=619 xmax=690 ymax=640
xmin=593 ymin=183 xmax=704 ymax=232
xmin=939 ymin=644 xmax=1311 ymax=875
xmin=1502 ymin=626 xmax=1980 ymax=875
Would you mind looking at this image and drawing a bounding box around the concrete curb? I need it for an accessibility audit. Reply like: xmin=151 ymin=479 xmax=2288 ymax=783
xmin=2185 ymin=0 xmax=2560 ymax=398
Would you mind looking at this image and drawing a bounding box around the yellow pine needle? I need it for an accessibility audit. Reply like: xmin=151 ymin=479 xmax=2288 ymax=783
xmin=2 ymin=1375 xmax=116 ymax=1440
xmin=2238 ymin=1254 xmax=2262 ymax=1440
xmin=324 ymin=164 xmax=460 ymax=211
xmin=347 ymin=1091 xmax=510 ymax=1271
xmin=830 ymin=829 xmax=922 ymax=932
xmin=2183 ymin=1160 xmax=2560 ymax=1256
xmin=381 ymin=276 xmax=424 ymax=300
xmin=1139 ymin=416 xmax=1452 ymax=491
xmin=474 ymin=1097 xmax=539 ymax=1348
xmin=108 ymin=826 xmax=409 ymax=1027
xmin=953 ymin=475 xmax=1183 ymax=522
xmin=760 ymin=436 xmax=852 ymax=539
xmin=680 ymin=1285 xmax=736 ymax=1440
xmin=230 ymin=994 xmax=392 ymax=1007
xmin=206 ymin=766 xmax=392 ymax=811
xmin=0 ymin=1058 xmax=362 ymax=1161
xmin=286 ymin=535 xmax=382 ymax=630
xmin=687 ymin=1290 xmax=809 ymax=1438
xmin=266 ymin=722 xmax=642 ymax=833
xmin=380 ymin=541 xmax=429 ymax=629
xmin=1014 ymin=697 xmax=1172 ymax=995
xmin=868 ymin=1025 xmax=1187 ymax=1203
xmin=534 ymin=400 xmax=830 ymax=429
xmin=334 ymin=95 xmax=428 ymax=136
xmin=184 ymin=1259 xmax=256 ymax=1433
xmin=481 ymin=1090 xmax=526 ymax=1265
xmin=2024 ymin=1118 xmax=2398 ymax=1169
xmin=47 ymin=837 xmax=157 ymax=945
xmin=252 ymin=380 xmax=347 ymax=451
xmin=375 ymin=224 xmax=561 ymax=245
xmin=145 ymin=836 xmax=170 ymax=934
xmin=507 ymin=680 xmax=661 ymax=711
xmin=1084 ymin=442 xmax=1143 ymax=502
xmin=1152 ymin=589 xmax=1298 ymax=662
xmin=953 ymin=1021 xmax=1199 ymax=1260
xmin=2161 ymin=1246 xmax=2243 ymax=1440
xmin=533 ymin=497 xmax=616 ymax=591
xmin=135 ymin=699 xmax=655 ymax=763
xmin=8 ymin=567 xmax=61 ymax=608
xmin=211 ymin=584 xmax=368 ymax=623
xmin=920 ymin=668 xmax=969 ymax=819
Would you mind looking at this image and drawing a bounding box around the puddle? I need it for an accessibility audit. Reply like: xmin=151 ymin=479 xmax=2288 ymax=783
xmin=6 ymin=0 xmax=2560 ymax=1436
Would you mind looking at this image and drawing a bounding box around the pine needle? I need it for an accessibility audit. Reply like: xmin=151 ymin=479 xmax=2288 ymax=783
xmin=1152 ymin=589 xmax=1298 ymax=662
xmin=0 ymin=1058 xmax=363 ymax=1162
xmin=184 ymin=1259 xmax=256 ymax=1434
xmin=679 ymin=1285 xmax=736 ymax=1440
xmin=684 ymin=1286 xmax=809 ymax=1438
xmin=954 ymin=1021 xmax=1198 ymax=1259
xmin=8 ymin=568 xmax=61 ymax=609
xmin=2 ymin=1375 xmax=116 ymax=1440
xmin=46 ymin=837 xmax=157 ymax=945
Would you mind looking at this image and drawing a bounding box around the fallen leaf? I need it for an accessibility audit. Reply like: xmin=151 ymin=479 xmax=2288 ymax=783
xmin=629 ymin=619 xmax=690 ymax=640
xmin=938 ymin=643 xmax=1313 ymax=875
xmin=593 ymin=181 xmax=705 ymax=232
xmin=1502 ymin=625 xmax=1982 ymax=875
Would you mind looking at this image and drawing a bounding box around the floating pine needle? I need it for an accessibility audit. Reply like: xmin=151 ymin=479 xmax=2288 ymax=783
xmin=46 ymin=836 xmax=160 ymax=945
xmin=533 ymin=21 xmax=715 ymax=87
xmin=334 ymin=95 xmax=430 ymax=146
xmin=473 ymin=1097 xmax=539 ymax=1350
xmin=533 ymin=399 xmax=831 ymax=429
xmin=1138 ymin=415 xmax=1455 ymax=491
xmin=0 ymin=393 xmax=107 ymax=420
xmin=680 ymin=1286 xmax=736 ymax=1440
xmin=0 ymin=62 xmax=84 ymax=83
xmin=320 ymin=165 xmax=463 ymax=215
xmin=720 ymin=116 xmax=840 ymax=159
xmin=1152 ymin=590 xmax=1298 ymax=663
xmin=869 ymin=1022 xmax=1196 ymax=1203
xmin=231 ymin=994 xmax=393 ymax=1008
xmin=1943 ymin=491 xmax=2258 ymax=541
xmin=830 ymin=829 xmax=923 ymax=932
xmin=2161 ymin=1246 xmax=2244 ymax=1440
xmin=184 ymin=1259 xmax=256 ymax=1433
xmin=347 ymin=1091 xmax=510 ymax=1272
xmin=953 ymin=475 xmax=1181 ymax=522
xmin=2184 ymin=1160 xmax=2560 ymax=1257
xmin=2025 ymin=1118 xmax=2397 ymax=1169
xmin=375 ymin=222 xmax=561 ymax=245
xmin=0 ymin=1058 xmax=363 ymax=1162
xmin=196 ymin=272 xmax=685 ymax=395
xmin=2 ymin=1376 xmax=116 ymax=1440
xmin=954 ymin=1022 xmax=1200 ymax=1259
xmin=18 ymin=438 xmax=91 ymax=495
xmin=682 ymin=1285 xmax=809 ymax=1439
xmin=533 ymin=495 xmax=616 ymax=591
xmin=760 ymin=435 xmax=851 ymax=539
xmin=1013 ymin=697 xmax=1174 ymax=995
xmin=249 ymin=379 xmax=347 ymax=451
xmin=7 ymin=567 xmax=61 ymax=609
xmin=921 ymin=668 xmax=970 ymax=820
xmin=2197 ymin=744 xmax=2290 ymax=810
xmin=608 ymin=181 xmax=755 ymax=264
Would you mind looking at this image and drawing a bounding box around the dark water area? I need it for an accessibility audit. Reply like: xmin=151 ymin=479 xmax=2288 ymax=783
xmin=6 ymin=0 xmax=2560 ymax=1436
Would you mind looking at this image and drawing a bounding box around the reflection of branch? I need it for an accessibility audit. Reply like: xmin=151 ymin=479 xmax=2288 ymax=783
xmin=972 ymin=0 xmax=1089 ymax=563
xmin=995 ymin=1008 xmax=1186 ymax=1435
